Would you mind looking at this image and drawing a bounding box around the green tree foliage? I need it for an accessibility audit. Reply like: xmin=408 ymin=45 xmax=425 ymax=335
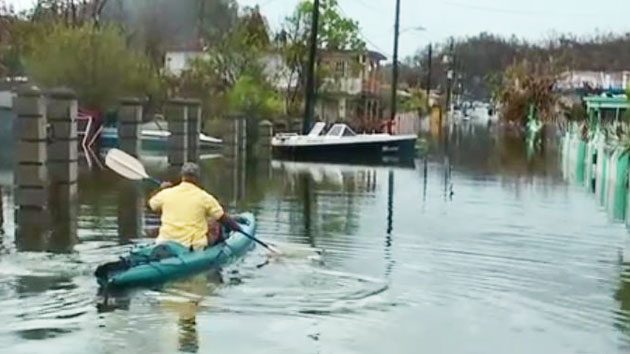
xmin=24 ymin=23 xmax=159 ymax=109
xmin=168 ymin=6 xmax=278 ymax=120
xmin=227 ymin=72 xmax=282 ymax=119
xmin=497 ymin=58 xmax=559 ymax=126
xmin=400 ymin=89 xmax=428 ymax=116
xmin=276 ymin=0 xmax=366 ymax=115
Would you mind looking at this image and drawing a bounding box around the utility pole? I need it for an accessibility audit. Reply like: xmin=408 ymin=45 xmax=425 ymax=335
xmin=444 ymin=38 xmax=454 ymax=119
xmin=426 ymin=43 xmax=432 ymax=110
xmin=303 ymin=0 xmax=320 ymax=135
xmin=389 ymin=0 xmax=401 ymax=134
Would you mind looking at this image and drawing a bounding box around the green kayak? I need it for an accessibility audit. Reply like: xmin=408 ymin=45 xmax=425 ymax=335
xmin=95 ymin=212 xmax=256 ymax=289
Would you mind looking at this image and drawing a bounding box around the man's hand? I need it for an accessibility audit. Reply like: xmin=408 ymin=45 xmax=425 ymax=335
xmin=219 ymin=214 xmax=242 ymax=233
xmin=160 ymin=181 xmax=174 ymax=189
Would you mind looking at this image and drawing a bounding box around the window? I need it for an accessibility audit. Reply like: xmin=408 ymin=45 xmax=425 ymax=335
xmin=335 ymin=61 xmax=348 ymax=77
xmin=327 ymin=125 xmax=344 ymax=136
xmin=343 ymin=127 xmax=356 ymax=136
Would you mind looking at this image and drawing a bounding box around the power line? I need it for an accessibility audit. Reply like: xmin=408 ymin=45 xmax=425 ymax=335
xmin=437 ymin=0 xmax=593 ymax=18
xmin=352 ymin=0 xmax=381 ymax=13
xmin=336 ymin=2 xmax=391 ymax=57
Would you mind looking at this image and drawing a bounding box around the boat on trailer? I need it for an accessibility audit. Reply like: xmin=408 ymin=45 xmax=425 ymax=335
xmin=271 ymin=122 xmax=417 ymax=162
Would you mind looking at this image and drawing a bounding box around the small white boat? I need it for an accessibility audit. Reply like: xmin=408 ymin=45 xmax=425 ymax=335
xmin=272 ymin=122 xmax=417 ymax=162
xmin=98 ymin=118 xmax=222 ymax=150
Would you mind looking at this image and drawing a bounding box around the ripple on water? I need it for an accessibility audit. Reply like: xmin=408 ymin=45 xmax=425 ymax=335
xmin=208 ymin=256 xmax=396 ymax=319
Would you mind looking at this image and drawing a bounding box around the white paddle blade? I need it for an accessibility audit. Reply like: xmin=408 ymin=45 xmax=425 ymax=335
xmin=267 ymin=244 xmax=283 ymax=256
xmin=105 ymin=148 xmax=150 ymax=181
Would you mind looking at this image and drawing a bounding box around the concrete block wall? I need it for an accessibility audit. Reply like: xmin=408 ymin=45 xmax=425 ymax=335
xmin=257 ymin=120 xmax=273 ymax=158
xmin=187 ymin=100 xmax=201 ymax=162
xmin=46 ymin=88 xmax=79 ymax=251
xmin=12 ymin=85 xmax=50 ymax=251
xmin=13 ymin=85 xmax=48 ymax=209
xmin=118 ymin=97 xmax=143 ymax=158
xmin=224 ymin=115 xmax=247 ymax=160
xmin=165 ymin=98 xmax=189 ymax=166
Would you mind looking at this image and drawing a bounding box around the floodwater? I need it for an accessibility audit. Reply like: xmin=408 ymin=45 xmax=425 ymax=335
xmin=1 ymin=122 xmax=630 ymax=353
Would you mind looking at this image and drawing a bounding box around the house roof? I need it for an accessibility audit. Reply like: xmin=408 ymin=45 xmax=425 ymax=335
xmin=321 ymin=49 xmax=387 ymax=61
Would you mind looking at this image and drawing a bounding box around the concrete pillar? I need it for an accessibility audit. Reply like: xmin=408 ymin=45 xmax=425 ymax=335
xmin=46 ymin=88 xmax=79 ymax=252
xmin=47 ymin=88 xmax=78 ymax=192
xmin=222 ymin=115 xmax=247 ymax=205
xmin=118 ymin=97 xmax=143 ymax=158
xmin=257 ymin=120 xmax=273 ymax=158
xmin=258 ymin=120 xmax=273 ymax=179
xmin=224 ymin=115 xmax=247 ymax=160
xmin=187 ymin=100 xmax=202 ymax=162
xmin=13 ymin=85 xmax=49 ymax=251
xmin=166 ymin=98 xmax=189 ymax=166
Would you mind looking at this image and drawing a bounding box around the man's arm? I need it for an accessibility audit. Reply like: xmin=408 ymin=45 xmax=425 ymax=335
xmin=147 ymin=181 xmax=174 ymax=212
xmin=204 ymin=194 xmax=242 ymax=233
xmin=218 ymin=213 xmax=242 ymax=232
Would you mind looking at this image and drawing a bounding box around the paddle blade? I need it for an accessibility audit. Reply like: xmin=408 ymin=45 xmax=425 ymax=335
xmin=266 ymin=244 xmax=283 ymax=256
xmin=105 ymin=148 xmax=150 ymax=181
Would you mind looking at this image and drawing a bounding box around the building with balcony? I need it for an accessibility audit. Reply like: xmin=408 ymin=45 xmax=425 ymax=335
xmin=317 ymin=50 xmax=387 ymax=131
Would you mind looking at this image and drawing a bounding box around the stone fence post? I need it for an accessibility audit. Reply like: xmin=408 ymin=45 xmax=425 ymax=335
xmin=257 ymin=120 xmax=273 ymax=158
xmin=224 ymin=115 xmax=247 ymax=160
xmin=13 ymin=85 xmax=49 ymax=250
xmin=46 ymin=88 xmax=79 ymax=251
xmin=118 ymin=97 xmax=143 ymax=158
xmin=165 ymin=98 xmax=189 ymax=166
xmin=187 ymin=100 xmax=202 ymax=162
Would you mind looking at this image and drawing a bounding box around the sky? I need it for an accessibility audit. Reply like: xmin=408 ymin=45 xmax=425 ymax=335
xmin=7 ymin=0 xmax=630 ymax=59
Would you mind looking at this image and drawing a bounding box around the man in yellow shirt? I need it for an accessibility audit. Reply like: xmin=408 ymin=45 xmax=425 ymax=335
xmin=148 ymin=162 xmax=241 ymax=251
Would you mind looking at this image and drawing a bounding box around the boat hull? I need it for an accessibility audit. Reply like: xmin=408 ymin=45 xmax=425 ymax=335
xmin=272 ymin=137 xmax=417 ymax=163
xmin=95 ymin=213 xmax=256 ymax=289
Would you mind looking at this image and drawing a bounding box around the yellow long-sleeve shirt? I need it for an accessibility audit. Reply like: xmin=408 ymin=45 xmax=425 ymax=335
xmin=148 ymin=181 xmax=224 ymax=250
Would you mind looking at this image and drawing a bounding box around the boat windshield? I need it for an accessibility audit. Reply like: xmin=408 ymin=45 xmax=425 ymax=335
xmin=343 ymin=127 xmax=356 ymax=136
xmin=326 ymin=124 xmax=356 ymax=137
xmin=308 ymin=122 xmax=326 ymax=136
xmin=327 ymin=124 xmax=344 ymax=137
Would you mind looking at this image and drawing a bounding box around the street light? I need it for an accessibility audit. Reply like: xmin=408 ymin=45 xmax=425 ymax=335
xmin=400 ymin=25 xmax=427 ymax=34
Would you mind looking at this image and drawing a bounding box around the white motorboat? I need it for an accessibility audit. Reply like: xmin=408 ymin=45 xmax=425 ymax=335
xmin=271 ymin=122 xmax=417 ymax=162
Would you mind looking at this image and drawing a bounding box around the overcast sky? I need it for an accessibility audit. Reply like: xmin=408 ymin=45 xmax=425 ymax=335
xmin=8 ymin=0 xmax=630 ymax=59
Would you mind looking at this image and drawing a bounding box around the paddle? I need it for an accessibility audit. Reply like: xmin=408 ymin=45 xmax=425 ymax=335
xmin=104 ymin=148 xmax=161 ymax=186
xmin=104 ymin=148 xmax=282 ymax=255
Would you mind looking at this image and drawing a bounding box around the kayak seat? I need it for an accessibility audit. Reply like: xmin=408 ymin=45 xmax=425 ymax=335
xmin=95 ymin=241 xmax=190 ymax=284
xmin=149 ymin=242 xmax=189 ymax=260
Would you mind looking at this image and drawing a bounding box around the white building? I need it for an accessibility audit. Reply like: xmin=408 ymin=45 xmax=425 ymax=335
xmin=164 ymin=47 xmax=297 ymax=92
xmin=556 ymin=70 xmax=630 ymax=91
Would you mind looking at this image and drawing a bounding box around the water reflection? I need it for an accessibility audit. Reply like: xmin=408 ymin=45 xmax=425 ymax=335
xmin=48 ymin=184 xmax=79 ymax=253
xmin=429 ymin=122 xmax=562 ymax=181
xmin=385 ymin=170 xmax=394 ymax=278
xmin=0 ymin=186 xmax=4 ymax=236
xmin=117 ymin=182 xmax=144 ymax=243
xmin=96 ymin=271 xmax=223 ymax=353
xmin=270 ymin=160 xmax=391 ymax=248
xmin=163 ymin=272 xmax=222 ymax=353
xmin=15 ymin=208 xmax=50 ymax=252
xmin=2 ymin=123 xmax=630 ymax=353
xmin=615 ymin=264 xmax=630 ymax=334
